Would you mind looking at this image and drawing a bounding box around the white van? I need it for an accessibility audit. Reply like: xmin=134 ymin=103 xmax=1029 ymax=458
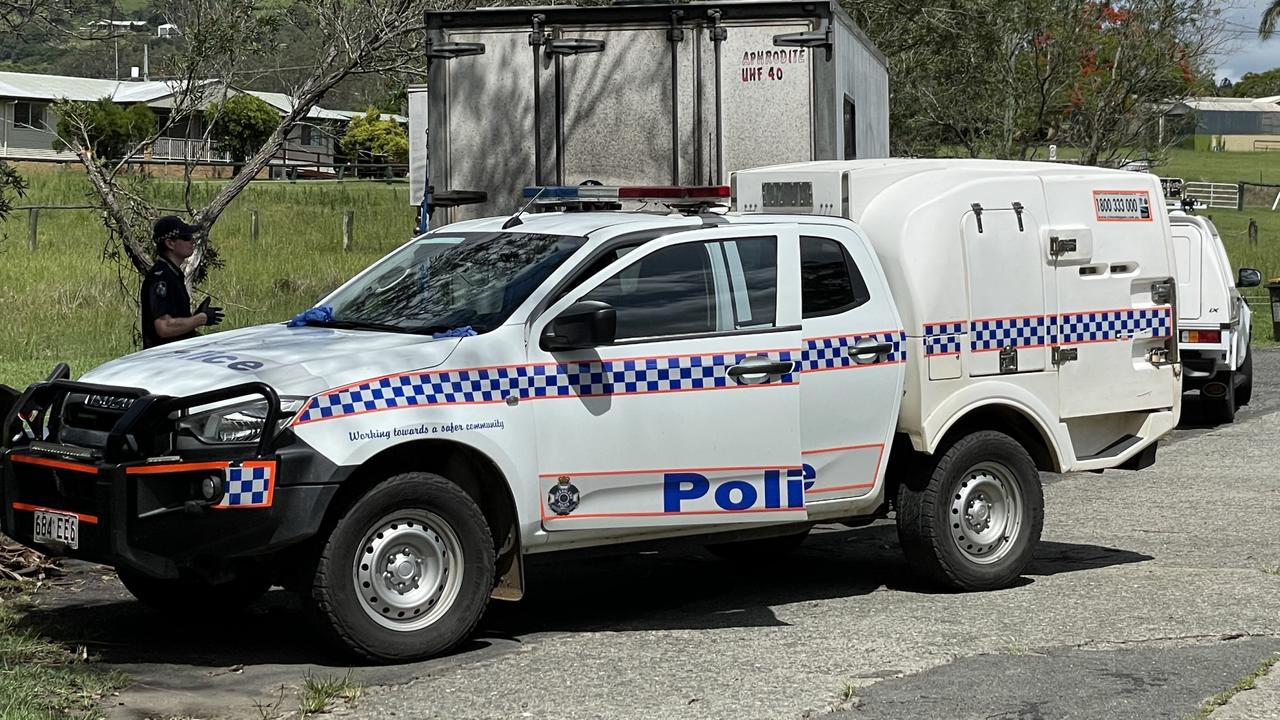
xmin=1168 ymin=210 xmax=1261 ymax=423
xmin=2 ymin=160 xmax=1181 ymax=662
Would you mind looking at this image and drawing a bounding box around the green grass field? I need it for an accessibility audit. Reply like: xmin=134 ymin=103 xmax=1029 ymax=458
xmin=0 ymin=170 xmax=412 ymax=387
xmin=2 ymin=150 xmax=1279 ymax=388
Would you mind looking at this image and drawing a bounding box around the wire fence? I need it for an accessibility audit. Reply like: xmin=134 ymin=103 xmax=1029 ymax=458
xmin=11 ymin=204 xmax=374 ymax=252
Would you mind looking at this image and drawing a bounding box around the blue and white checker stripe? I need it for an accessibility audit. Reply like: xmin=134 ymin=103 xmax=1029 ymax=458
xmin=971 ymin=316 xmax=1052 ymax=352
xmin=295 ymin=351 xmax=800 ymax=425
xmin=221 ymin=465 xmax=272 ymax=507
xmin=924 ymin=321 xmax=967 ymax=357
xmin=798 ymin=332 xmax=906 ymax=372
xmin=1056 ymin=307 xmax=1171 ymax=345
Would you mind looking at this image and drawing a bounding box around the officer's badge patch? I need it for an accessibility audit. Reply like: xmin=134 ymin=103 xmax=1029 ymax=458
xmin=547 ymin=476 xmax=580 ymax=516
xmin=155 ymin=281 xmax=167 ymax=298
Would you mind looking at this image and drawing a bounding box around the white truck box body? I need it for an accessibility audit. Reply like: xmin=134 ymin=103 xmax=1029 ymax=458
xmin=419 ymin=1 xmax=889 ymax=221
xmin=732 ymin=159 xmax=1182 ymax=470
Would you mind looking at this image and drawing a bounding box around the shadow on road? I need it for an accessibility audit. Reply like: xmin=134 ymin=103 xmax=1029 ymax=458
xmin=20 ymin=525 xmax=1152 ymax=671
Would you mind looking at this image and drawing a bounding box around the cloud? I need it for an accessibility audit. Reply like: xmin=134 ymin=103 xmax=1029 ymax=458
xmin=1215 ymin=0 xmax=1280 ymax=81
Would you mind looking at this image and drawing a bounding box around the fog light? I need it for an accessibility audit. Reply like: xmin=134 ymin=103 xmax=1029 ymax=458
xmin=201 ymin=476 xmax=224 ymax=501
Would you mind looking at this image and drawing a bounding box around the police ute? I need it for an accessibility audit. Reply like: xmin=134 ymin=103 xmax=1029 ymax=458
xmin=1 ymin=159 xmax=1181 ymax=662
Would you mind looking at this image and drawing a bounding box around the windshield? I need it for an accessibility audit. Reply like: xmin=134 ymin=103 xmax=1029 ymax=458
xmin=324 ymin=231 xmax=587 ymax=334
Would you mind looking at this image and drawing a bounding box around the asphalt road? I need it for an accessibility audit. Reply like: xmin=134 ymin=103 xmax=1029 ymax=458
xmin=25 ymin=351 xmax=1280 ymax=720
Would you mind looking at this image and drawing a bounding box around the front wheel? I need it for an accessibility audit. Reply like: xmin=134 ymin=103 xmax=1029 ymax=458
xmin=896 ymin=431 xmax=1044 ymax=591
xmin=307 ymin=472 xmax=495 ymax=662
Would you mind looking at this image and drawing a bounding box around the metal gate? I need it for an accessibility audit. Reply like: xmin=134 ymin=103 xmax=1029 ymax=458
xmin=1183 ymin=181 xmax=1240 ymax=210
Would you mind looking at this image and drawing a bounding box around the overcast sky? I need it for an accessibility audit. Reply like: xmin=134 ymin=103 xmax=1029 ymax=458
xmin=1216 ymin=1 xmax=1280 ymax=81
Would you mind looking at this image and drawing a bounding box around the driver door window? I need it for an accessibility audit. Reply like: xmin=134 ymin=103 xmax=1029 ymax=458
xmin=581 ymin=237 xmax=777 ymax=342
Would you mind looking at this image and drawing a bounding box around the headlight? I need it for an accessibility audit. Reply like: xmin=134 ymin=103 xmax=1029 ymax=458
xmin=180 ymin=397 xmax=308 ymax=444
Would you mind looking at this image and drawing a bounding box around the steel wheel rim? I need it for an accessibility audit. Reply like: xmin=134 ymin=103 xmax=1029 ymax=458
xmin=352 ymin=510 xmax=465 ymax=632
xmin=948 ymin=461 xmax=1023 ymax=565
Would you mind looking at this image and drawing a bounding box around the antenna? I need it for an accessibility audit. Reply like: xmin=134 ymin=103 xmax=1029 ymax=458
xmin=502 ymin=186 xmax=547 ymax=229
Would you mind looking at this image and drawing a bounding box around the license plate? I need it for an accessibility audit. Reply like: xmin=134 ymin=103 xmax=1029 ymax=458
xmin=33 ymin=510 xmax=79 ymax=550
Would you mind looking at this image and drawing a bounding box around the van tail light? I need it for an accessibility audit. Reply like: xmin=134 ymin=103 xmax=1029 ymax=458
xmin=1180 ymin=329 xmax=1221 ymax=344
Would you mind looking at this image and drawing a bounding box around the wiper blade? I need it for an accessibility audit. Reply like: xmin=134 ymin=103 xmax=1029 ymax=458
xmin=306 ymin=319 xmax=422 ymax=334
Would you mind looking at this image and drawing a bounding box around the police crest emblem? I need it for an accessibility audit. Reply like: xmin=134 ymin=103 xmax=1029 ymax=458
xmin=547 ymin=475 xmax=580 ymax=516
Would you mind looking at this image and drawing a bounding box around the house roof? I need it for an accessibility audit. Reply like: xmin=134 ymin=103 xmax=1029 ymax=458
xmin=330 ymin=109 xmax=409 ymax=124
xmin=243 ymin=90 xmax=350 ymax=122
xmin=0 ymin=71 xmax=404 ymax=123
xmin=0 ymin=71 xmax=178 ymax=103
xmin=1176 ymin=97 xmax=1280 ymax=113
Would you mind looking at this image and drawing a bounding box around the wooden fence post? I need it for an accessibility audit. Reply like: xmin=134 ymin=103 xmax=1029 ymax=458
xmin=250 ymin=209 xmax=259 ymax=243
xmin=27 ymin=207 xmax=38 ymax=250
xmin=343 ymin=210 xmax=353 ymax=252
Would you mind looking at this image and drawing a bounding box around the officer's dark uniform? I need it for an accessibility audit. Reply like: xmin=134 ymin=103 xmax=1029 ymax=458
xmin=140 ymin=257 xmax=196 ymax=349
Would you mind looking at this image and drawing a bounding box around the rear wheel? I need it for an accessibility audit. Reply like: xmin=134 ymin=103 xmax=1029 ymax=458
xmin=307 ymin=472 xmax=495 ymax=662
xmin=705 ymin=527 xmax=811 ymax=561
xmin=896 ymin=431 xmax=1044 ymax=590
xmin=1203 ymin=374 xmax=1237 ymax=424
xmin=117 ymin=566 xmax=271 ymax=614
xmin=1236 ymin=344 xmax=1253 ymax=407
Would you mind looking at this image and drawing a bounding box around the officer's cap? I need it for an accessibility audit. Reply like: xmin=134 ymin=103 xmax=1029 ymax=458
xmin=153 ymin=216 xmax=198 ymax=247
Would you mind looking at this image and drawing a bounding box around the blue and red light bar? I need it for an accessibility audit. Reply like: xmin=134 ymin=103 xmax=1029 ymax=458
xmin=522 ymin=185 xmax=731 ymax=202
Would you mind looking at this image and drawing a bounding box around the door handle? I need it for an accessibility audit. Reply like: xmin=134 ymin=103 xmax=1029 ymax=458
xmin=727 ymin=356 xmax=795 ymax=385
xmin=848 ymin=340 xmax=892 ymax=364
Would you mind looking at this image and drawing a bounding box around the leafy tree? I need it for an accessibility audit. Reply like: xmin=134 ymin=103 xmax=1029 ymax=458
xmin=1232 ymin=68 xmax=1280 ymax=98
xmin=0 ymin=160 xmax=28 ymax=223
xmin=205 ymin=93 xmax=280 ymax=164
xmin=852 ymin=0 xmax=1226 ymax=165
xmin=52 ymin=0 xmax=446 ymax=285
xmin=340 ymin=108 xmax=409 ymax=164
xmin=53 ymin=99 xmax=157 ymax=162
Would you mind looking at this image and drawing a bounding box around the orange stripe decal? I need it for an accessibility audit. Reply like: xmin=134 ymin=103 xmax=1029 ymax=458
xmin=12 ymin=503 xmax=99 ymax=524
xmin=9 ymin=455 xmax=99 ymax=474
xmin=126 ymin=462 xmax=229 ymax=475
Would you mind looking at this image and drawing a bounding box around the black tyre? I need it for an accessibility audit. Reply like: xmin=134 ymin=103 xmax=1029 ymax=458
xmin=705 ymin=527 xmax=811 ymax=561
xmin=1204 ymin=373 xmax=1237 ymax=425
xmin=307 ymin=472 xmax=495 ymax=663
xmin=117 ymin=566 xmax=271 ymax=614
xmin=896 ymin=431 xmax=1044 ymax=591
xmin=1236 ymin=345 xmax=1253 ymax=407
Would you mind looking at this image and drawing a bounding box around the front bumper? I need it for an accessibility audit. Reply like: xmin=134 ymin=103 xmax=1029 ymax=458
xmin=1 ymin=375 xmax=340 ymax=579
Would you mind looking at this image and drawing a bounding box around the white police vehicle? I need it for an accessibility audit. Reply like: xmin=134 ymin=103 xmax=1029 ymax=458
xmin=1167 ymin=207 xmax=1261 ymax=423
xmin=1 ymin=160 xmax=1181 ymax=662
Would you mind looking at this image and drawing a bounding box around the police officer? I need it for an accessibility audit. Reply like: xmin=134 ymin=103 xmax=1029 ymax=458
xmin=141 ymin=216 xmax=223 ymax=349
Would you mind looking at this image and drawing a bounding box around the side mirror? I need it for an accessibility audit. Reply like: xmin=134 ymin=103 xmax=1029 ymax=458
xmin=1237 ymin=267 xmax=1262 ymax=289
xmin=542 ymin=301 xmax=617 ymax=351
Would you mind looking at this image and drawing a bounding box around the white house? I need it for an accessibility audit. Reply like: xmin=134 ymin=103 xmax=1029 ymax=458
xmin=0 ymin=70 xmax=407 ymax=172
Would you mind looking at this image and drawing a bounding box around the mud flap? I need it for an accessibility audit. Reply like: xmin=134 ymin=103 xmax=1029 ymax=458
xmin=1116 ymin=443 xmax=1158 ymax=472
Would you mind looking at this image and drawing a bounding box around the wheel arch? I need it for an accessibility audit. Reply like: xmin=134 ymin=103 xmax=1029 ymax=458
xmin=932 ymin=402 xmax=1061 ymax=473
xmin=319 ymin=439 xmax=522 ymax=599
xmin=889 ymin=401 xmax=1061 ymax=505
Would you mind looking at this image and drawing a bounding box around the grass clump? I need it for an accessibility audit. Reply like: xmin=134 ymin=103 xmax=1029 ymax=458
xmin=298 ymin=670 xmax=363 ymax=717
xmin=1187 ymin=654 xmax=1279 ymax=720
xmin=0 ymin=584 xmax=129 ymax=720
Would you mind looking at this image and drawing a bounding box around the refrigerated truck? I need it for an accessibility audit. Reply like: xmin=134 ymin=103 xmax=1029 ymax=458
xmin=411 ymin=0 xmax=889 ymax=223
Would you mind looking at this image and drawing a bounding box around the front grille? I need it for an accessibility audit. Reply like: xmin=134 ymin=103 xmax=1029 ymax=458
xmin=62 ymin=394 xmax=127 ymax=434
